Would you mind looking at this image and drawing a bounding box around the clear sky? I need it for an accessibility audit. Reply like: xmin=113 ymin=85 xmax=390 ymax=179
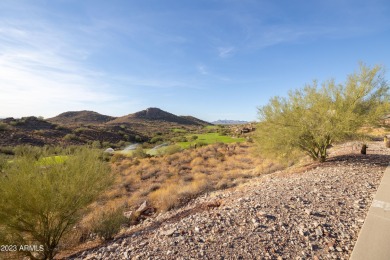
xmin=1 ymin=0 xmax=390 ymax=122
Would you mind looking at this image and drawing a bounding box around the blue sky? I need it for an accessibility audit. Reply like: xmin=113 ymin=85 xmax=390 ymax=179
xmin=1 ymin=0 xmax=390 ymax=121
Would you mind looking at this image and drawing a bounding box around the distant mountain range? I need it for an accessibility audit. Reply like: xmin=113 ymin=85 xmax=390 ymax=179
xmin=212 ymin=120 xmax=248 ymax=125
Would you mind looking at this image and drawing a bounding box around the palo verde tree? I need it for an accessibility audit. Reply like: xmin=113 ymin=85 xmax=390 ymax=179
xmin=255 ymin=63 xmax=390 ymax=162
xmin=0 ymin=147 xmax=113 ymax=260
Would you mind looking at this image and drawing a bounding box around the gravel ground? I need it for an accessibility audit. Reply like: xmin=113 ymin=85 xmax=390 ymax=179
xmin=68 ymin=141 xmax=390 ymax=260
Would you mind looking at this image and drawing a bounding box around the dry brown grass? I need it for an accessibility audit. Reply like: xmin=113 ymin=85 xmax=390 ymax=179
xmin=67 ymin=142 xmax=285 ymax=252
xmin=358 ymin=126 xmax=390 ymax=138
xmin=95 ymin=142 xmax=281 ymax=213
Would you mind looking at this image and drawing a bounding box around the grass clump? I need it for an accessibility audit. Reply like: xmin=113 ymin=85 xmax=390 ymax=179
xmin=92 ymin=207 xmax=127 ymax=241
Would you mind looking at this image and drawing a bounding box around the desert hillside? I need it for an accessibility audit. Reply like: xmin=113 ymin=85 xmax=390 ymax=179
xmin=107 ymin=108 xmax=210 ymax=126
xmin=63 ymin=141 xmax=389 ymax=259
xmin=0 ymin=108 xmax=217 ymax=147
xmin=47 ymin=111 xmax=116 ymax=125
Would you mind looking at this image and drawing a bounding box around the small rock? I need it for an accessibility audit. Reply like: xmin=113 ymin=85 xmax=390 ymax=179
xmin=257 ymin=211 xmax=267 ymax=217
xmin=315 ymin=227 xmax=323 ymax=237
xmin=123 ymin=211 xmax=133 ymax=219
xmin=136 ymin=201 xmax=148 ymax=214
xmin=161 ymin=228 xmax=176 ymax=236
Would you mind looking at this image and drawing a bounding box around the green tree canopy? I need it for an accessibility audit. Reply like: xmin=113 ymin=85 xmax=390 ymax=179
xmin=0 ymin=147 xmax=113 ymax=260
xmin=255 ymin=64 xmax=390 ymax=162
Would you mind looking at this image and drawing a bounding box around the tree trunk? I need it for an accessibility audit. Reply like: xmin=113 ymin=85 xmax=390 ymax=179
xmin=361 ymin=144 xmax=367 ymax=154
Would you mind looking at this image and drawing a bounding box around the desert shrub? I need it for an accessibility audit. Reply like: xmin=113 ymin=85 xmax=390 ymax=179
xmin=216 ymin=179 xmax=236 ymax=190
xmin=149 ymin=185 xmax=179 ymax=211
xmin=165 ymin=154 xmax=180 ymax=165
xmin=255 ymin=63 xmax=390 ymax=162
xmin=110 ymin=153 xmax=127 ymax=163
xmin=196 ymin=141 xmax=208 ymax=147
xmin=33 ymin=129 xmax=46 ymax=136
xmin=132 ymin=146 xmax=149 ymax=158
xmin=190 ymin=157 xmax=204 ymax=167
xmin=63 ymin=133 xmax=78 ymax=141
xmin=246 ymin=137 xmax=254 ymax=143
xmin=14 ymin=145 xmax=42 ymax=159
xmin=150 ymin=136 xmax=163 ymax=144
xmin=54 ymin=125 xmax=67 ymax=130
xmin=91 ymin=140 xmax=102 ymax=149
xmin=9 ymin=120 xmax=23 ymax=126
xmin=0 ymin=122 xmax=9 ymax=131
xmin=92 ymin=207 xmax=127 ymax=241
xmin=117 ymin=140 xmax=126 ymax=148
xmin=139 ymin=166 xmax=159 ymax=180
xmin=75 ymin=127 xmax=88 ymax=133
xmin=148 ymin=184 xmax=161 ymax=192
xmin=171 ymin=136 xmax=188 ymax=142
xmin=0 ymin=146 xmax=14 ymax=155
xmin=0 ymin=155 xmax=7 ymax=171
xmin=183 ymin=175 xmax=194 ymax=182
xmin=101 ymin=152 xmax=113 ymax=162
xmin=0 ymin=147 xmax=113 ymax=260
xmin=160 ymin=145 xmax=182 ymax=156
xmin=218 ymin=129 xmax=230 ymax=136
xmin=102 ymin=141 xmax=113 ymax=148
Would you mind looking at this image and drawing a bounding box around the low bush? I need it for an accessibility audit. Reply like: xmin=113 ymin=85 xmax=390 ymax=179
xmin=132 ymin=146 xmax=149 ymax=158
xmin=110 ymin=153 xmax=127 ymax=163
xmin=75 ymin=127 xmax=88 ymax=133
xmin=196 ymin=141 xmax=208 ymax=147
xmin=55 ymin=125 xmax=67 ymax=130
xmin=150 ymin=136 xmax=163 ymax=144
xmin=92 ymin=207 xmax=127 ymax=240
xmin=91 ymin=140 xmax=102 ymax=148
xmin=0 ymin=122 xmax=9 ymax=131
xmin=0 ymin=147 xmax=113 ymax=259
xmin=0 ymin=146 xmax=14 ymax=155
xmin=159 ymin=145 xmax=182 ymax=156
xmin=63 ymin=133 xmax=78 ymax=141
xmin=13 ymin=145 xmax=42 ymax=158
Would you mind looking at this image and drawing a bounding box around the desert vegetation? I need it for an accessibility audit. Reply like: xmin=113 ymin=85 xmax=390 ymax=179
xmin=112 ymin=143 xmax=268 ymax=209
xmin=1 ymin=64 xmax=389 ymax=259
xmin=255 ymin=63 xmax=390 ymax=162
xmin=61 ymin=141 xmax=283 ymax=249
xmin=0 ymin=129 xmax=256 ymax=259
xmin=0 ymin=147 xmax=113 ymax=260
